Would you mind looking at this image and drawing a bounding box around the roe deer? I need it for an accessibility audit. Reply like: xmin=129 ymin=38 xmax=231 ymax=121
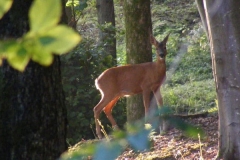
xmin=93 ymin=34 xmax=170 ymax=139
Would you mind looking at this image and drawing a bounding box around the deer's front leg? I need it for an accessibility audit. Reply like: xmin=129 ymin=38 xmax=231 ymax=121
xmin=153 ymin=88 xmax=169 ymax=133
xmin=143 ymin=88 xmax=160 ymax=129
xmin=142 ymin=89 xmax=151 ymax=116
xmin=153 ymin=87 xmax=163 ymax=106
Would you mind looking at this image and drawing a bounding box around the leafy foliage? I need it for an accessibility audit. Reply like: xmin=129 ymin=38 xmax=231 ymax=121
xmin=163 ymin=80 xmax=215 ymax=114
xmin=60 ymin=107 xmax=205 ymax=160
xmin=61 ymin=0 xmax=127 ymax=145
xmin=62 ymin=0 xmax=216 ymax=145
xmin=61 ymin=37 xmax=126 ymax=144
xmin=162 ymin=26 xmax=215 ymax=113
xmin=61 ymin=0 xmax=216 ymax=158
xmin=151 ymin=0 xmax=216 ymax=114
xmin=66 ymin=0 xmax=80 ymax=7
xmin=0 ymin=0 xmax=12 ymax=19
xmin=66 ymin=0 xmax=88 ymax=10
xmin=94 ymin=141 xmax=125 ymax=160
xmin=0 ymin=0 xmax=81 ymax=71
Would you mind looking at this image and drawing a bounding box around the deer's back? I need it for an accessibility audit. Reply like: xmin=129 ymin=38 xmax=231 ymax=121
xmin=95 ymin=62 xmax=166 ymax=96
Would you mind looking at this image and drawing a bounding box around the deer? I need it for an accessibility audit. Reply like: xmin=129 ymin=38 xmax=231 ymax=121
xmin=93 ymin=34 xmax=170 ymax=139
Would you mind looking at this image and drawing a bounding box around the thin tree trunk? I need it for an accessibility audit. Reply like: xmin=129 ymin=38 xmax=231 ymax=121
xmin=0 ymin=0 xmax=67 ymax=159
xmin=124 ymin=0 xmax=152 ymax=122
xmin=195 ymin=0 xmax=208 ymax=35
xmin=96 ymin=0 xmax=116 ymax=66
xmin=196 ymin=0 xmax=240 ymax=159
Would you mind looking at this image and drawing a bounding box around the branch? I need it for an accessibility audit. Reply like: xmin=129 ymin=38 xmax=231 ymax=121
xmin=195 ymin=0 xmax=208 ymax=36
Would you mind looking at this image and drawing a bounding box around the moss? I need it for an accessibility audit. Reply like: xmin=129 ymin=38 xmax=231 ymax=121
xmin=123 ymin=0 xmax=153 ymax=122
xmin=124 ymin=0 xmax=152 ymax=64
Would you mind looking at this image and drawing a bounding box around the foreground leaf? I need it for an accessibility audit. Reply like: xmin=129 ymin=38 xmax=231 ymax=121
xmin=168 ymin=117 xmax=205 ymax=138
xmin=0 ymin=0 xmax=13 ymax=19
xmin=0 ymin=41 xmax=29 ymax=71
xmin=127 ymin=129 xmax=151 ymax=152
xmin=7 ymin=50 xmax=29 ymax=71
xmin=29 ymin=0 xmax=61 ymax=32
xmin=31 ymin=49 xmax=53 ymax=66
xmin=94 ymin=141 xmax=124 ymax=160
xmin=38 ymin=25 xmax=81 ymax=54
xmin=61 ymin=143 xmax=96 ymax=160
xmin=158 ymin=106 xmax=204 ymax=138
xmin=66 ymin=0 xmax=79 ymax=7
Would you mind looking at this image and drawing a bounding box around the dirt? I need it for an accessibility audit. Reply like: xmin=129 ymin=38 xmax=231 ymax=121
xmin=117 ymin=114 xmax=218 ymax=160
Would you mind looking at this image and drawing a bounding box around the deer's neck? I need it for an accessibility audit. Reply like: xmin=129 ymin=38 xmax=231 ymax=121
xmin=156 ymin=58 xmax=166 ymax=67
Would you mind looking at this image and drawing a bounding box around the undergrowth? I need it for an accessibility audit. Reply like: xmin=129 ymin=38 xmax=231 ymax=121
xmin=60 ymin=0 xmax=218 ymax=159
xmin=151 ymin=0 xmax=216 ymax=114
xmin=163 ymin=79 xmax=215 ymax=114
xmin=62 ymin=0 xmax=217 ymax=145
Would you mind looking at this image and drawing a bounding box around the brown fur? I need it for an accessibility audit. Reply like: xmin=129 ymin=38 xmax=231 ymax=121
xmin=93 ymin=34 xmax=170 ymax=139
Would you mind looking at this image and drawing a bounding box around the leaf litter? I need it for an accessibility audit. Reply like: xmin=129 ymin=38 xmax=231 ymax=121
xmin=117 ymin=114 xmax=218 ymax=160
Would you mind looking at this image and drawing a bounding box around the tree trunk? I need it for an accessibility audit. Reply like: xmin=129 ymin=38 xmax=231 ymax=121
xmin=96 ymin=0 xmax=117 ymax=66
xmin=0 ymin=0 xmax=67 ymax=159
xmin=124 ymin=0 xmax=152 ymax=122
xmin=196 ymin=0 xmax=240 ymax=159
xmin=65 ymin=6 xmax=77 ymax=29
xmin=195 ymin=0 xmax=208 ymax=35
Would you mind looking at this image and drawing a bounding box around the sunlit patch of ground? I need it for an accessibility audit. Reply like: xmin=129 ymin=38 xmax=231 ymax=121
xmin=117 ymin=115 xmax=218 ymax=160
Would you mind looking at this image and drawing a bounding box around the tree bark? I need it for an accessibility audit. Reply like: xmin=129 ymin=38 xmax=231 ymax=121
xmin=0 ymin=0 xmax=67 ymax=159
xmin=196 ymin=0 xmax=240 ymax=159
xmin=195 ymin=0 xmax=208 ymax=35
xmin=96 ymin=0 xmax=117 ymax=66
xmin=124 ymin=0 xmax=152 ymax=122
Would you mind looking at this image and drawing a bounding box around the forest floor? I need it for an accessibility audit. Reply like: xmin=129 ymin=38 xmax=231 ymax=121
xmin=117 ymin=114 xmax=218 ymax=160
xmin=66 ymin=114 xmax=218 ymax=160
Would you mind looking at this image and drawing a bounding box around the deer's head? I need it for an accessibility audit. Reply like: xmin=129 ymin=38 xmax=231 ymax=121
xmin=150 ymin=34 xmax=170 ymax=59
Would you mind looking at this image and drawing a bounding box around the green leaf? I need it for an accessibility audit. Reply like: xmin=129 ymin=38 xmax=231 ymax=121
xmin=31 ymin=49 xmax=53 ymax=66
xmin=158 ymin=106 xmax=205 ymax=138
xmin=66 ymin=0 xmax=79 ymax=7
xmin=112 ymin=130 xmax=127 ymax=139
xmin=127 ymin=129 xmax=151 ymax=151
xmin=38 ymin=25 xmax=81 ymax=54
xmin=29 ymin=0 xmax=61 ymax=32
xmin=0 ymin=0 xmax=13 ymax=19
xmin=168 ymin=117 xmax=205 ymax=138
xmin=21 ymin=34 xmax=53 ymax=66
xmin=61 ymin=144 xmax=96 ymax=160
xmin=4 ymin=41 xmax=30 ymax=71
xmin=79 ymin=1 xmax=88 ymax=11
xmin=94 ymin=141 xmax=123 ymax=160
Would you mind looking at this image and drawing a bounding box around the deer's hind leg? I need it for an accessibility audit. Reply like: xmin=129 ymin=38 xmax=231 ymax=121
xmin=103 ymin=96 xmax=120 ymax=130
xmin=93 ymin=94 xmax=117 ymax=139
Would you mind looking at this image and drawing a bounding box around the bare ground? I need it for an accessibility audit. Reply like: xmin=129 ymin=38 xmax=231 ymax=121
xmin=66 ymin=114 xmax=218 ymax=160
xmin=117 ymin=114 xmax=218 ymax=160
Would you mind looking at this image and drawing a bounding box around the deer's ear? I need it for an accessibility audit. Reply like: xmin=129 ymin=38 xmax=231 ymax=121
xmin=163 ymin=33 xmax=170 ymax=44
xmin=150 ymin=35 xmax=158 ymax=46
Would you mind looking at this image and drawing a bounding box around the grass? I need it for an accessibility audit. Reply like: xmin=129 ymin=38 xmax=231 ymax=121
xmin=162 ymin=79 xmax=216 ymax=114
xmin=150 ymin=0 xmax=217 ymax=115
xmin=64 ymin=0 xmax=217 ymax=147
xmin=66 ymin=0 xmax=218 ymax=159
xmin=160 ymin=19 xmax=216 ymax=114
